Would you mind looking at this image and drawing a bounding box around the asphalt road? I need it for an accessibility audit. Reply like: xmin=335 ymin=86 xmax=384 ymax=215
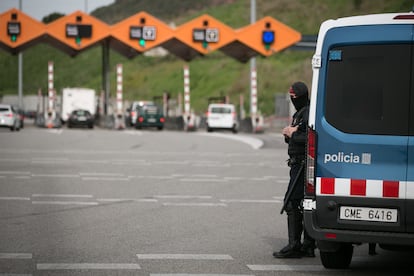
xmin=0 ymin=126 xmax=413 ymax=275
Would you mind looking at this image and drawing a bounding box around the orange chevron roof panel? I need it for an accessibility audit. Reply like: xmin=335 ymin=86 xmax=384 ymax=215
xmin=173 ymin=14 xmax=236 ymax=56
xmin=236 ymin=16 xmax=301 ymax=57
xmin=110 ymin=11 xmax=174 ymax=57
xmin=0 ymin=8 xmax=46 ymax=54
xmin=45 ymin=10 xmax=110 ymax=55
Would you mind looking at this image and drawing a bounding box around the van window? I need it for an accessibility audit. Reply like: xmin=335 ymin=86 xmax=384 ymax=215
xmin=324 ymin=44 xmax=412 ymax=136
xmin=211 ymin=107 xmax=232 ymax=114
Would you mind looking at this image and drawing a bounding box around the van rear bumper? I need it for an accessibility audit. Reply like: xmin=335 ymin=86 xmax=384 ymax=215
xmin=304 ymin=210 xmax=414 ymax=246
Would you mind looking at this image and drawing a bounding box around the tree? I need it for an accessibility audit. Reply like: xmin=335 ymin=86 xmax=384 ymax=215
xmin=42 ymin=12 xmax=65 ymax=24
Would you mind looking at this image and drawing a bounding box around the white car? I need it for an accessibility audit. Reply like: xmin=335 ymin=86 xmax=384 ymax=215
xmin=0 ymin=104 xmax=20 ymax=131
xmin=206 ymin=103 xmax=238 ymax=133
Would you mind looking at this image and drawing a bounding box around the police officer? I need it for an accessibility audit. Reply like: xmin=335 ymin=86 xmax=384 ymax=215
xmin=273 ymin=81 xmax=316 ymax=258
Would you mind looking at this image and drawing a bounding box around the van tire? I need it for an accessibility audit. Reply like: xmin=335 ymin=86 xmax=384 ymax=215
xmin=320 ymin=243 xmax=353 ymax=269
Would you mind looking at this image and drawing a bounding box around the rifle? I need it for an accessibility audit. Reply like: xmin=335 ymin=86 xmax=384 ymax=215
xmin=280 ymin=161 xmax=305 ymax=214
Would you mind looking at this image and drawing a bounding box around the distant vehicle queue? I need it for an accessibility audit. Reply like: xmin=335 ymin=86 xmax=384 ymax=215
xmin=1 ymin=88 xmax=246 ymax=132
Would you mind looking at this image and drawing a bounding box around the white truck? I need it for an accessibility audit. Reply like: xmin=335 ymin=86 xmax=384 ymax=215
xmin=61 ymin=88 xmax=96 ymax=123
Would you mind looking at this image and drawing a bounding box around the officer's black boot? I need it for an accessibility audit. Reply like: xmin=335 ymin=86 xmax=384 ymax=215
xmin=301 ymin=228 xmax=316 ymax=257
xmin=273 ymin=209 xmax=303 ymax=258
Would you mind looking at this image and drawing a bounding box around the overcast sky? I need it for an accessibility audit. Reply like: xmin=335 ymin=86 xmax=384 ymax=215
xmin=0 ymin=0 xmax=115 ymax=21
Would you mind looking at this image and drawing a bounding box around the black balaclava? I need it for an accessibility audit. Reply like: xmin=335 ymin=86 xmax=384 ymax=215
xmin=289 ymin=81 xmax=309 ymax=111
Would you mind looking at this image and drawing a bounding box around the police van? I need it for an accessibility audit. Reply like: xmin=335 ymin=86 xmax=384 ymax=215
xmin=304 ymin=11 xmax=414 ymax=269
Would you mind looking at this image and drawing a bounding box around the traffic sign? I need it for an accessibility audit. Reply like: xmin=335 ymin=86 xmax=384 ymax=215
xmin=142 ymin=26 xmax=156 ymax=40
xmin=205 ymin=28 xmax=219 ymax=43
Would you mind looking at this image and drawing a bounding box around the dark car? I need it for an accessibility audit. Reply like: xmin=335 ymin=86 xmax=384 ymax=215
xmin=135 ymin=103 xmax=164 ymax=130
xmin=67 ymin=109 xmax=94 ymax=129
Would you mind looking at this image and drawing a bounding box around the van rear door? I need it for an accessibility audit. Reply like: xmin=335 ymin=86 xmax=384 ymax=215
xmin=314 ymin=24 xmax=413 ymax=233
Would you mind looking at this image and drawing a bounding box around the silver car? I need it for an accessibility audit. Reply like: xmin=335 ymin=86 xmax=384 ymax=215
xmin=0 ymin=104 xmax=20 ymax=131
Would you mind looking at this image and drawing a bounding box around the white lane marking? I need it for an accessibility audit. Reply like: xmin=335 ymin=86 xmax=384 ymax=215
xmin=32 ymin=194 xmax=93 ymax=198
xmin=195 ymin=132 xmax=264 ymax=150
xmin=123 ymin=130 xmax=143 ymax=136
xmin=179 ymin=178 xmax=228 ymax=182
xmin=31 ymin=174 xmax=78 ymax=178
xmin=153 ymin=161 xmax=189 ymax=165
xmin=223 ymin=177 xmax=243 ymax=181
xmin=37 ymin=263 xmax=140 ymax=270
xmin=273 ymin=196 xmax=284 ymax=200
xmin=0 ymin=197 xmax=30 ymax=201
xmin=0 ymin=171 xmax=31 ymax=175
xmin=32 ymin=201 xmax=98 ymax=206
xmin=220 ymin=199 xmax=281 ymax=204
xmin=81 ymin=177 xmax=130 ymax=181
xmin=0 ymin=253 xmax=32 ymax=259
xmin=154 ymin=195 xmax=212 ymax=199
xmin=137 ymin=254 xmax=233 ymax=260
xmin=96 ymin=198 xmax=158 ymax=203
xmin=162 ymin=203 xmax=227 ymax=207
xmin=146 ymin=176 xmax=175 ymax=180
xmin=247 ymin=264 xmax=324 ymax=271
xmin=46 ymin=129 xmax=63 ymax=135
xmin=79 ymin=172 xmax=124 ymax=177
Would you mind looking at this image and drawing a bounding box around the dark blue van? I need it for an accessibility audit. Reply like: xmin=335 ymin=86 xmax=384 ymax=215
xmin=304 ymin=12 xmax=414 ymax=268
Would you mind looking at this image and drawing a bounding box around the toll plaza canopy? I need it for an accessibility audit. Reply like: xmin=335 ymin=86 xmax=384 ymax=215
xmin=0 ymin=8 xmax=301 ymax=62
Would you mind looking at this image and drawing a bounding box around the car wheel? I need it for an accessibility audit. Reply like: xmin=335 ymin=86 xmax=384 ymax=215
xmin=320 ymin=243 xmax=353 ymax=269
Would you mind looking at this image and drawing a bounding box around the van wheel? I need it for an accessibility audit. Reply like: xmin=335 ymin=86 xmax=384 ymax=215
xmin=207 ymin=127 xmax=213 ymax=132
xmin=320 ymin=243 xmax=353 ymax=269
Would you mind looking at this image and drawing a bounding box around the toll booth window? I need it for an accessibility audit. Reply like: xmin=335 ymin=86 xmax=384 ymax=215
xmin=325 ymin=44 xmax=411 ymax=135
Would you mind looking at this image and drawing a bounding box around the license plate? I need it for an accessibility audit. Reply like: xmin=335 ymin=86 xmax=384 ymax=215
xmin=147 ymin=118 xmax=156 ymax=123
xmin=78 ymin=116 xmax=86 ymax=121
xmin=339 ymin=206 xmax=398 ymax=223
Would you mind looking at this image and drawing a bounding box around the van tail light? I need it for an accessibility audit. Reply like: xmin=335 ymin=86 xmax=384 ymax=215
xmin=232 ymin=112 xmax=236 ymax=120
xmin=160 ymin=117 xmax=165 ymax=123
xmin=306 ymin=127 xmax=316 ymax=196
xmin=138 ymin=116 xmax=144 ymax=123
xmin=131 ymin=111 xmax=136 ymax=118
xmin=6 ymin=113 xmax=13 ymax=117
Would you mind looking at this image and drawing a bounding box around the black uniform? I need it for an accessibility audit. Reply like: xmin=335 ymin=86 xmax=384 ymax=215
xmin=273 ymin=81 xmax=315 ymax=259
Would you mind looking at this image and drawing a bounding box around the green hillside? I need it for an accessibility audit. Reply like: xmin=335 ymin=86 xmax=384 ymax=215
xmin=0 ymin=0 xmax=412 ymax=116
